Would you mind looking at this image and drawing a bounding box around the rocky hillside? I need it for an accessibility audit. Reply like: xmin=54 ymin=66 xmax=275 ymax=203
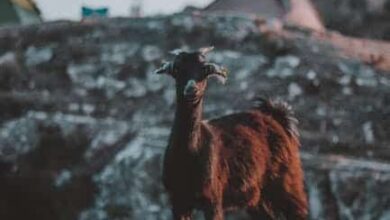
xmin=0 ymin=14 xmax=389 ymax=220
xmin=312 ymin=0 xmax=390 ymax=40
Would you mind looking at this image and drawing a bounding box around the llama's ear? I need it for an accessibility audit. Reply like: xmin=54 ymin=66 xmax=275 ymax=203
xmin=155 ymin=61 xmax=173 ymax=75
xmin=204 ymin=63 xmax=228 ymax=84
xmin=199 ymin=46 xmax=214 ymax=56
xmin=169 ymin=49 xmax=184 ymax=56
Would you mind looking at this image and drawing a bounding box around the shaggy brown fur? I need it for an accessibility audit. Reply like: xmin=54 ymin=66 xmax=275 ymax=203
xmin=157 ymin=48 xmax=308 ymax=220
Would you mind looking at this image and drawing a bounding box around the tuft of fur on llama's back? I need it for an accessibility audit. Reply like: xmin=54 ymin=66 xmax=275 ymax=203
xmin=254 ymin=97 xmax=299 ymax=139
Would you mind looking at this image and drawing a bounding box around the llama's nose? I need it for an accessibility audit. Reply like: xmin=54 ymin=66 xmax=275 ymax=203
xmin=184 ymin=80 xmax=197 ymax=96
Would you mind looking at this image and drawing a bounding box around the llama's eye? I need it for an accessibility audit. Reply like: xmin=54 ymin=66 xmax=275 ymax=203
xmin=199 ymin=55 xmax=206 ymax=63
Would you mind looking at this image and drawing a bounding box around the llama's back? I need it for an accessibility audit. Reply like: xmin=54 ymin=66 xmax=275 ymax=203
xmin=252 ymin=98 xmax=307 ymax=218
xmin=208 ymin=98 xmax=300 ymax=147
xmin=253 ymin=97 xmax=300 ymax=145
xmin=205 ymin=98 xmax=306 ymax=214
xmin=206 ymin=112 xmax=270 ymax=209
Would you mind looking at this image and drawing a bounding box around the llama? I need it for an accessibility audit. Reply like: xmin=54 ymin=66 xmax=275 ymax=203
xmin=156 ymin=47 xmax=308 ymax=220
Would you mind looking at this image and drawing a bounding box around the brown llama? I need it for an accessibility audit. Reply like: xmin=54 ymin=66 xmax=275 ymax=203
xmin=156 ymin=47 xmax=308 ymax=220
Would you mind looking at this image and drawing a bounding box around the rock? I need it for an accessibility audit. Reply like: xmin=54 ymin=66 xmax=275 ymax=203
xmin=362 ymin=121 xmax=375 ymax=145
xmin=141 ymin=45 xmax=162 ymax=62
xmin=25 ymin=46 xmax=53 ymax=66
xmin=0 ymin=51 xmax=16 ymax=65
xmin=288 ymin=82 xmax=303 ymax=100
xmin=266 ymin=55 xmax=300 ymax=78
xmin=303 ymin=152 xmax=390 ymax=220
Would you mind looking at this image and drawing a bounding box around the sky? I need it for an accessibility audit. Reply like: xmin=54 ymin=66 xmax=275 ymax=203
xmin=34 ymin=0 xmax=214 ymax=21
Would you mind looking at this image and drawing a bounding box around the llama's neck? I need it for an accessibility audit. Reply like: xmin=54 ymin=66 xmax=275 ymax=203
xmin=171 ymin=95 xmax=204 ymax=152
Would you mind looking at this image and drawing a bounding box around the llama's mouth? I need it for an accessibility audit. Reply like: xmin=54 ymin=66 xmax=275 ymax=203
xmin=184 ymin=92 xmax=202 ymax=103
xmin=184 ymin=92 xmax=201 ymax=102
xmin=184 ymin=88 xmax=197 ymax=97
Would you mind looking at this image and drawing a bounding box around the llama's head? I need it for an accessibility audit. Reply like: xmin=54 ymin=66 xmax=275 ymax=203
xmin=155 ymin=47 xmax=228 ymax=102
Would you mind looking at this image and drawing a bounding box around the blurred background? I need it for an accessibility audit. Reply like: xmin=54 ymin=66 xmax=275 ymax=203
xmin=0 ymin=0 xmax=389 ymax=219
